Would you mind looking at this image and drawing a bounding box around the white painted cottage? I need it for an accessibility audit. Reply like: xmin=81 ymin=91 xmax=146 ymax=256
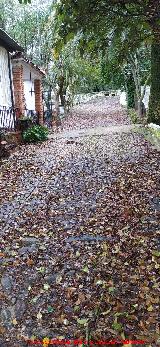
xmin=0 ymin=29 xmax=45 ymax=130
xmin=0 ymin=29 xmax=23 ymax=129
xmin=11 ymin=52 xmax=45 ymax=125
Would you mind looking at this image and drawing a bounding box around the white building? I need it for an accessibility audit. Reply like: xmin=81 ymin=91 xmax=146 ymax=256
xmin=0 ymin=29 xmax=46 ymax=130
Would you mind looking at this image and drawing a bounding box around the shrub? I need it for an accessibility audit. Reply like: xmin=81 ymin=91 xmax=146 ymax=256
xmin=128 ymin=109 xmax=138 ymax=124
xmin=149 ymin=127 xmax=160 ymax=140
xmin=22 ymin=125 xmax=49 ymax=143
xmin=17 ymin=117 xmax=33 ymax=131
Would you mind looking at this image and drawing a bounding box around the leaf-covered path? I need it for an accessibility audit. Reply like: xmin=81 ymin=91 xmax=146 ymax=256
xmin=0 ymin=97 xmax=159 ymax=346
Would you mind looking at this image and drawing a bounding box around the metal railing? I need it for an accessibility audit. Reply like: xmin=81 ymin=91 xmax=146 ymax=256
xmin=0 ymin=107 xmax=40 ymax=131
xmin=0 ymin=106 xmax=16 ymax=131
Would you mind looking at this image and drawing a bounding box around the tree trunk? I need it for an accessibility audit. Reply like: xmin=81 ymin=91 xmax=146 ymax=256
xmin=58 ymin=75 xmax=65 ymax=106
xmin=126 ymin=73 xmax=136 ymax=109
xmin=137 ymin=100 xmax=143 ymax=118
xmin=55 ymin=91 xmax=60 ymax=117
xmin=130 ymin=54 xmax=142 ymax=116
xmin=148 ymin=40 xmax=160 ymax=125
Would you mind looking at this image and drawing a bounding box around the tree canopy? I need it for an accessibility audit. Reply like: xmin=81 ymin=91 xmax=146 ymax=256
xmin=2 ymin=0 xmax=160 ymax=123
xmin=52 ymin=0 xmax=160 ymax=123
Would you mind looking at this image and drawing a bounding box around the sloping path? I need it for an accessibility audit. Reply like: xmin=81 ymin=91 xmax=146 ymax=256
xmin=0 ymin=97 xmax=159 ymax=346
xmin=49 ymin=124 xmax=142 ymax=140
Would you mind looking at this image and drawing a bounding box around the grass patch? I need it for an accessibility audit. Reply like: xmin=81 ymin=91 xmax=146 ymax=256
xmin=149 ymin=127 xmax=160 ymax=139
xmin=135 ymin=125 xmax=160 ymax=150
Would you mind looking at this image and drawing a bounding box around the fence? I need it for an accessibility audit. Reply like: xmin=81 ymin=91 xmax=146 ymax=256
xmin=0 ymin=106 xmax=16 ymax=131
xmin=0 ymin=107 xmax=40 ymax=131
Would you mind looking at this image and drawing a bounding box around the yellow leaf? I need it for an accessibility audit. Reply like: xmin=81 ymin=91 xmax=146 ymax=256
xmin=82 ymin=266 xmax=89 ymax=273
xmin=44 ymin=283 xmax=50 ymax=290
xmin=102 ymin=308 xmax=111 ymax=315
xmin=43 ymin=337 xmax=50 ymax=346
xmin=37 ymin=312 xmax=42 ymax=320
xmin=103 ymin=243 xmax=108 ymax=251
xmin=12 ymin=318 xmax=18 ymax=325
xmin=77 ymin=318 xmax=88 ymax=325
xmin=56 ymin=275 xmax=62 ymax=284
xmin=147 ymin=305 xmax=153 ymax=312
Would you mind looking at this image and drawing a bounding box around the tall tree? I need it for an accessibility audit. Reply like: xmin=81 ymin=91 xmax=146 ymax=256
xmin=54 ymin=0 xmax=160 ymax=124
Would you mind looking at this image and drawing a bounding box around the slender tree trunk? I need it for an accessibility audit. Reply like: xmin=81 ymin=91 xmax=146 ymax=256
xmin=129 ymin=53 xmax=150 ymax=119
xmin=130 ymin=53 xmax=142 ymax=117
xmin=126 ymin=73 xmax=135 ymax=109
xmin=148 ymin=39 xmax=160 ymax=125
xmin=55 ymin=91 xmax=60 ymax=117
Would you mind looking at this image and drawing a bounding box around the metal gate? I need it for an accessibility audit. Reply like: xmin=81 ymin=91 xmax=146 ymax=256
xmin=0 ymin=106 xmax=16 ymax=131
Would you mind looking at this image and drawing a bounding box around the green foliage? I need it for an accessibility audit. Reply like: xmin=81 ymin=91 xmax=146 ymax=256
xmin=22 ymin=125 xmax=49 ymax=143
xmin=128 ymin=109 xmax=138 ymax=124
xmin=53 ymin=0 xmax=160 ymax=122
xmin=51 ymin=37 xmax=105 ymax=102
xmin=148 ymin=42 xmax=160 ymax=125
xmin=149 ymin=127 xmax=160 ymax=139
xmin=126 ymin=73 xmax=135 ymax=109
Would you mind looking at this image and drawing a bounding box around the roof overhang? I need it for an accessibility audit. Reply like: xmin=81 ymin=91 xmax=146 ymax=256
xmin=0 ymin=28 xmax=24 ymax=53
xmin=11 ymin=52 xmax=46 ymax=77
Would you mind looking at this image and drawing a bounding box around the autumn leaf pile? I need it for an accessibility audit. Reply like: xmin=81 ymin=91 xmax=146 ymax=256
xmin=0 ymin=97 xmax=159 ymax=346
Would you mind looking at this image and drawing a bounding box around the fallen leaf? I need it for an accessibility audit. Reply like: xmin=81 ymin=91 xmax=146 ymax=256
xmin=44 ymin=283 xmax=50 ymax=290
xmin=56 ymin=275 xmax=62 ymax=284
xmin=82 ymin=266 xmax=89 ymax=273
xmin=47 ymin=306 xmax=54 ymax=313
xmin=108 ymin=286 xmax=115 ymax=293
xmin=112 ymin=322 xmax=122 ymax=331
xmin=12 ymin=318 xmax=18 ymax=325
xmin=26 ymin=258 xmax=34 ymax=266
xmin=37 ymin=312 xmax=42 ymax=320
xmin=77 ymin=318 xmax=88 ymax=325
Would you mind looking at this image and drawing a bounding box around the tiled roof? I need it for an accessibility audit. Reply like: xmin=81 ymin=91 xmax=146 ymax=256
xmin=11 ymin=51 xmax=46 ymax=76
xmin=0 ymin=28 xmax=23 ymax=52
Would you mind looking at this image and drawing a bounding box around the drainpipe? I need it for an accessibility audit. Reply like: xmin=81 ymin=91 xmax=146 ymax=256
xmin=7 ymin=51 xmax=16 ymax=128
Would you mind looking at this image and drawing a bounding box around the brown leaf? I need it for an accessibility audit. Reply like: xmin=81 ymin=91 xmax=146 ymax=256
xmin=26 ymin=258 xmax=34 ymax=266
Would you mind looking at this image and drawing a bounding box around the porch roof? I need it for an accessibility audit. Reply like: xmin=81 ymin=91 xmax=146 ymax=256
xmin=11 ymin=51 xmax=46 ymax=77
xmin=0 ymin=28 xmax=24 ymax=52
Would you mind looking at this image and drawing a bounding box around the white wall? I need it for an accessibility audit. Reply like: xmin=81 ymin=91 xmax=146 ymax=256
xmin=120 ymin=91 xmax=127 ymax=106
xmin=23 ymin=80 xmax=35 ymax=110
xmin=0 ymin=46 xmax=12 ymax=108
xmin=120 ymin=87 xmax=151 ymax=109
xmin=142 ymin=86 xmax=150 ymax=109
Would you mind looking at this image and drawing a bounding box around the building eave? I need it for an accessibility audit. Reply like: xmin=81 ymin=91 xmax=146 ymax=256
xmin=0 ymin=28 xmax=24 ymax=52
xmin=11 ymin=52 xmax=46 ymax=77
